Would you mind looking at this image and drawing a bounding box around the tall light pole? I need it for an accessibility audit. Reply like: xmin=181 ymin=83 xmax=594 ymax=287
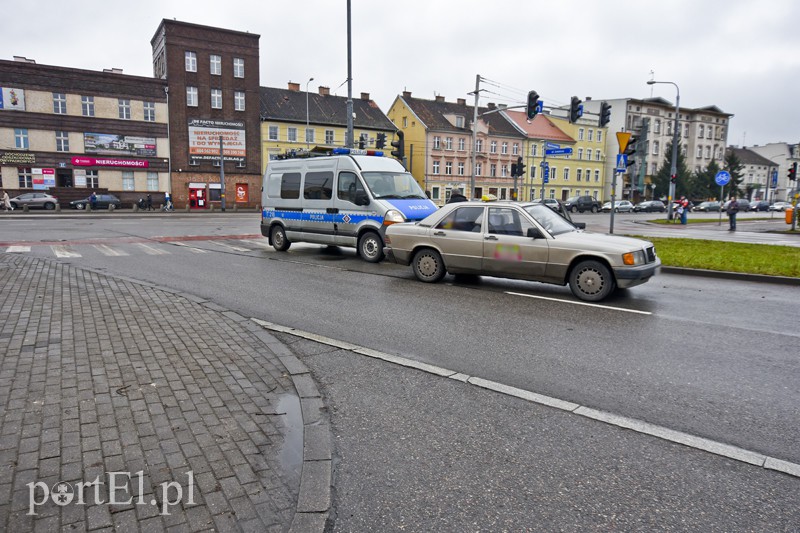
xmin=647 ymin=79 xmax=680 ymax=220
xmin=306 ymin=77 xmax=314 ymax=149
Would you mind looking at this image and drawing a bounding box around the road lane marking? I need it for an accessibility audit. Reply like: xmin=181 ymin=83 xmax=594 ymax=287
xmin=134 ymin=243 xmax=169 ymax=255
xmin=171 ymin=242 xmax=208 ymax=253
xmin=52 ymin=245 xmax=81 ymax=258
xmin=252 ymin=318 xmax=799 ymax=480
xmin=209 ymin=240 xmax=251 ymax=252
xmin=6 ymin=246 xmax=31 ymax=253
xmin=94 ymin=244 xmax=129 ymax=257
xmin=505 ymin=291 xmax=652 ymax=315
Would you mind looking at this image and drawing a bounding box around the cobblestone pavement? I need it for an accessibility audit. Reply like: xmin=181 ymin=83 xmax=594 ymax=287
xmin=0 ymin=254 xmax=329 ymax=532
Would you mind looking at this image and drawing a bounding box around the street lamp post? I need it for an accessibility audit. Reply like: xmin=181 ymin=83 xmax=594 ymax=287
xmin=306 ymin=77 xmax=314 ymax=149
xmin=647 ymin=80 xmax=680 ymax=220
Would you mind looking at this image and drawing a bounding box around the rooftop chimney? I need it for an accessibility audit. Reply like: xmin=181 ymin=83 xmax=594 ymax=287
xmin=288 ymin=82 xmax=300 ymax=92
xmin=402 ymin=91 xmax=412 ymax=98
xmin=360 ymin=92 xmax=370 ymax=101
xmin=13 ymin=56 xmax=36 ymax=64
xmin=103 ymin=68 xmax=124 ymax=74
xmin=435 ymin=95 xmax=445 ymax=102
xmin=487 ymin=102 xmax=497 ymax=110
xmin=319 ymin=86 xmax=330 ymax=96
xmin=457 ymin=98 xmax=466 ymax=105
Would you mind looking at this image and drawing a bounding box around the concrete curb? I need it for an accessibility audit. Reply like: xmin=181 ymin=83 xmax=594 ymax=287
xmin=661 ymin=266 xmax=800 ymax=286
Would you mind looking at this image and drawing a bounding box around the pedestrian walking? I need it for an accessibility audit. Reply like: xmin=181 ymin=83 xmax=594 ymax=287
xmin=2 ymin=191 xmax=12 ymax=212
xmin=726 ymin=196 xmax=739 ymax=231
xmin=447 ymin=187 xmax=468 ymax=204
xmin=146 ymin=193 xmax=153 ymax=211
xmin=90 ymin=191 xmax=98 ymax=210
xmin=679 ymin=196 xmax=689 ymax=225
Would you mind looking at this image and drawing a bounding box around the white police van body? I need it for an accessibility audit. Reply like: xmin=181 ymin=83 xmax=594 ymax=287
xmin=261 ymin=149 xmax=437 ymax=262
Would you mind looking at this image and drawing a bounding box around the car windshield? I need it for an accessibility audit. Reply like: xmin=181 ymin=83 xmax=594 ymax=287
xmin=523 ymin=204 xmax=577 ymax=236
xmin=362 ymin=171 xmax=427 ymax=199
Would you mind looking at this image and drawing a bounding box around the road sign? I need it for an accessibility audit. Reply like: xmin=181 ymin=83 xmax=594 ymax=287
xmin=540 ymin=161 xmax=549 ymax=169
xmin=545 ymin=142 xmax=560 ymax=150
xmin=543 ymin=167 xmax=549 ymax=183
xmin=545 ymin=147 xmax=573 ymax=156
xmin=616 ymin=132 xmax=632 ymax=154
xmin=715 ymin=170 xmax=731 ymax=186
xmin=615 ymin=154 xmax=627 ymax=172
xmin=771 ymin=169 xmax=778 ymax=188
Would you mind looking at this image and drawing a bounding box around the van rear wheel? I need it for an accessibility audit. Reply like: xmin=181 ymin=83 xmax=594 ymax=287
xmin=358 ymin=231 xmax=384 ymax=263
xmin=271 ymin=225 xmax=291 ymax=252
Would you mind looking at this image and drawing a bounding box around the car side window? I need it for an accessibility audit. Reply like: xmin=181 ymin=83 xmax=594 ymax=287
xmin=337 ymin=172 xmax=365 ymax=204
xmin=488 ymin=208 xmax=534 ymax=237
xmin=436 ymin=206 xmax=484 ymax=232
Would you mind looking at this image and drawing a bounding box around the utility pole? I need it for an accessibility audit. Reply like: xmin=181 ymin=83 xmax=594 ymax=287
xmin=469 ymin=74 xmax=481 ymax=201
xmin=219 ymin=135 xmax=226 ymax=212
xmin=345 ymin=0 xmax=354 ymax=148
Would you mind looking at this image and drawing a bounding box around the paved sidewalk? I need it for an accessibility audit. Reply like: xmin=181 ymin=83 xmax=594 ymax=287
xmin=0 ymin=254 xmax=329 ymax=532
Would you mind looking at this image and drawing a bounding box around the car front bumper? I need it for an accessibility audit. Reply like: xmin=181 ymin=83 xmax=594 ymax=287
xmin=613 ymin=258 xmax=661 ymax=289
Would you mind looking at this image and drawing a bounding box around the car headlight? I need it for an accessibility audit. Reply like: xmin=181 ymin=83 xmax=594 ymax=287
xmin=622 ymin=250 xmax=646 ymax=266
xmin=383 ymin=209 xmax=406 ymax=226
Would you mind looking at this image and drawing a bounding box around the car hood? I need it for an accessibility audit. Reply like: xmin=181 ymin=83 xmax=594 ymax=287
xmin=382 ymin=199 xmax=438 ymax=221
xmin=554 ymin=231 xmax=653 ymax=252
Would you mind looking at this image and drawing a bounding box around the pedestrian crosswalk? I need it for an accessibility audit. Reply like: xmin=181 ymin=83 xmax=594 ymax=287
xmin=3 ymin=238 xmax=273 ymax=259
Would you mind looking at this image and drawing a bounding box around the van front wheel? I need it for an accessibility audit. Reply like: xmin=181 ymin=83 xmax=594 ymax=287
xmin=271 ymin=225 xmax=291 ymax=252
xmin=358 ymin=231 xmax=384 ymax=263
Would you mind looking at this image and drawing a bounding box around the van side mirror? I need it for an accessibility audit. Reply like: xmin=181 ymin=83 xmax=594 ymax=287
xmin=354 ymin=191 xmax=370 ymax=206
xmin=527 ymin=227 xmax=545 ymax=239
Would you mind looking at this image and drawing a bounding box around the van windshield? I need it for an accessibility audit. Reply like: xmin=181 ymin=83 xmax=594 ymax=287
xmin=363 ymin=172 xmax=427 ymax=199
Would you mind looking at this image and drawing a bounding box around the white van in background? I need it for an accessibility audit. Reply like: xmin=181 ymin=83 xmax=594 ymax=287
xmin=261 ymin=149 xmax=437 ymax=262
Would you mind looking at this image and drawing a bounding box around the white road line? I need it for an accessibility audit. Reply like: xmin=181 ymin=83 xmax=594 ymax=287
xmin=171 ymin=242 xmax=208 ymax=253
xmin=252 ymin=318 xmax=800 ymax=480
xmin=210 ymin=240 xmax=251 ymax=252
xmin=134 ymin=243 xmax=169 ymax=255
xmin=52 ymin=245 xmax=81 ymax=258
xmin=505 ymin=291 xmax=653 ymax=315
xmin=94 ymin=244 xmax=129 ymax=257
xmin=6 ymin=246 xmax=31 ymax=253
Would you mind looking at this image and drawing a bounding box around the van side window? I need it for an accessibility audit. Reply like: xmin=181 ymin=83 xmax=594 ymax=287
xmin=337 ymin=172 xmax=365 ymax=203
xmin=435 ymin=206 xmax=484 ymax=232
xmin=303 ymin=171 xmax=333 ymax=200
xmin=280 ymin=172 xmax=301 ymax=199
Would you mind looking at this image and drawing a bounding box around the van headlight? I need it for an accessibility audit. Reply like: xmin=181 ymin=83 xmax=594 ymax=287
xmin=622 ymin=250 xmax=646 ymax=266
xmin=383 ymin=209 xmax=406 ymax=226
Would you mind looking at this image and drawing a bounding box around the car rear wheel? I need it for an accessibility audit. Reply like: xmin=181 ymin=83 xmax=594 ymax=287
xmin=591 ymin=206 xmax=598 ymax=213
xmin=358 ymin=231 xmax=384 ymax=263
xmin=569 ymin=260 xmax=616 ymax=302
xmin=412 ymin=248 xmax=446 ymax=283
xmin=44 ymin=202 xmax=56 ymax=210
xmin=76 ymin=203 xmax=85 ymax=210
xmin=570 ymin=206 xmax=578 ymax=213
xmin=270 ymin=225 xmax=291 ymax=252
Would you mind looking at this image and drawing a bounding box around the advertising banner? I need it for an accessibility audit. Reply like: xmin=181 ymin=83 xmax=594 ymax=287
xmin=74 ymin=169 xmax=87 ymax=188
xmin=31 ymin=168 xmax=54 ymax=190
xmin=188 ymin=119 xmax=246 ymax=163
xmin=72 ymin=157 xmax=149 ymax=168
xmin=0 ymin=87 xmax=25 ymax=110
xmin=235 ymin=183 xmax=249 ymax=203
xmin=84 ymin=133 xmax=156 ymax=157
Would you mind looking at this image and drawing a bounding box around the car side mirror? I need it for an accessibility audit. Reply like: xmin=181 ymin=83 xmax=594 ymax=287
xmin=527 ymin=227 xmax=545 ymax=239
xmin=573 ymin=222 xmax=586 ymax=230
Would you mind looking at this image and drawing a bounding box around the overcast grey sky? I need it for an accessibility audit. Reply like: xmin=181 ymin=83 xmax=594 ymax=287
xmin=3 ymin=0 xmax=798 ymax=147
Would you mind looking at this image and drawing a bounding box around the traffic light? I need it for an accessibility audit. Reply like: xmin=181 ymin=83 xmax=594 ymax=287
xmin=599 ymin=101 xmax=612 ymax=127
xmin=624 ymin=135 xmax=637 ymax=166
xmin=526 ymin=91 xmax=540 ymax=120
xmin=516 ymin=156 xmax=526 ymax=177
xmin=390 ymin=130 xmax=405 ymax=160
xmin=569 ymin=96 xmax=583 ymax=123
xmin=788 ymin=162 xmax=797 ymax=181
xmin=376 ymin=132 xmax=386 ymax=149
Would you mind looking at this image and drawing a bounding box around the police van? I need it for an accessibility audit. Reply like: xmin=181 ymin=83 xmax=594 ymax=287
xmin=261 ymin=148 xmax=437 ymax=262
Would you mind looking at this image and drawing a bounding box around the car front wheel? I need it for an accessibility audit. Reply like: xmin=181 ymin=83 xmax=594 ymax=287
xmin=358 ymin=231 xmax=384 ymax=263
xmin=569 ymin=260 xmax=616 ymax=302
xmin=591 ymin=206 xmax=598 ymax=213
xmin=270 ymin=225 xmax=291 ymax=251
xmin=570 ymin=206 xmax=578 ymax=213
xmin=412 ymin=248 xmax=446 ymax=283
xmin=44 ymin=202 xmax=56 ymax=210
xmin=76 ymin=203 xmax=85 ymax=210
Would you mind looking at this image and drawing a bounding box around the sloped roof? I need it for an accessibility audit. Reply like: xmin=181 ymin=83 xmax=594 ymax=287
xmin=727 ymin=147 xmax=777 ymax=166
xmin=503 ymin=111 xmax=575 ymax=143
xmin=259 ymin=87 xmax=395 ymax=130
xmin=399 ymin=95 xmax=521 ymax=137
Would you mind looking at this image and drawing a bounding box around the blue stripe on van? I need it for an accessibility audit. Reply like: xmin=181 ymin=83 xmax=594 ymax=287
xmin=383 ymin=199 xmax=438 ymax=221
xmin=263 ymin=209 xmax=383 ymax=225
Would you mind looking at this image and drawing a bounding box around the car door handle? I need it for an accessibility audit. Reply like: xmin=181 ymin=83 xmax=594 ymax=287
xmin=433 ymin=231 xmax=446 ymax=236
xmin=485 ymin=235 xmax=498 ymax=241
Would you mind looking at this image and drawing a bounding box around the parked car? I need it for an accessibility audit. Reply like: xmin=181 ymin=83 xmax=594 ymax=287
xmin=9 ymin=192 xmax=59 ymax=210
xmin=601 ymin=200 xmax=634 ymax=213
xmin=70 ymin=194 xmax=122 ymax=210
xmin=769 ymin=201 xmax=792 ymax=212
xmin=384 ymin=201 xmax=660 ymax=302
xmin=633 ymin=200 xmax=666 ymax=213
xmin=563 ymin=195 xmax=601 ymax=213
xmin=749 ymin=200 xmax=770 ymax=212
xmin=723 ymin=199 xmax=750 ymax=212
xmin=694 ymin=201 xmax=721 ymax=212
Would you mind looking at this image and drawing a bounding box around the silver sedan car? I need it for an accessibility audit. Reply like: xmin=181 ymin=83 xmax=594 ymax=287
xmin=384 ymin=201 xmax=660 ymax=301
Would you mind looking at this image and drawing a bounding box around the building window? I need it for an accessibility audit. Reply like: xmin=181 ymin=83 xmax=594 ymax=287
xmin=697 ymin=145 xmax=703 ymax=158
xmin=55 ymin=131 xmax=69 ymax=152
xmin=653 ymin=141 xmax=660 ymax=156
xmin=185 ymin=51 xmax=197 ymax=72
xmin=402 ymin=117 xmax=408 ymax=128
xmin=550 ymin=167 xmax=556 ymax=181
xmin=458 ymin=138 xmax=465 ymax=151
xmin=595 ymin=150 xmax=602 ymax=161
xmin=144 ymin=101 xmax=156 ymax=122
xmin=576 ymin=169 xmax=582 ymax=182
xmin=234 ymin=91 xmax=245 ymax=111
xmin=325 ymin=130 xmax=334 ymax=144
xmin=147 ymin=172 xmax=159 ymax=191
xmin=490 ymin=141 xmax=497 ymax=153
xmin=233 ymin=58 xmax=244 ymax=78
xmin=306 ymin=128 xmax=314 ymax=144
xmin=501 ymin=165 xmax=508 ymax=177
xmin=287 ymin=127 xmax=298 ymax=142
xmin=577 ymin=148 xmax=583 ymax=160
xmin=431 ymin=186 xmax=440 ymax=201
xmin=211 ymin=89 xmax=222 ymax=109
xmin=268 ymin=125 xmax=279 ymax=141
xmin=432 ymin=161 xmax=440 ymax=174
xmin=563 ymin=168 xmax=569 ymax=181
xmin=445 ymin=162 xmax=452 ymax=175
xmin=186 ymin=87 xmax=198 ymax=107
xmin=445 ymin=137 xmax=453 ymax=150
xmin=14 ymin=129 xmax=28 ymax=149
xmin=587 ymin=130 xmax=594 ymax=142
xmin=456 ymin=116 xmax=464 ymax=128
xmin=122 ymin=171 xmax=134 ymax=191
xmin=597 ymin=131 xmax=603 ymax=143
xmin=458 ymin=162 xmax=465 ymax=175
xmin=501 ymin=142 xmax=508 ymax=154
xmin=654 ymin=120 xmax=661 ymax=134
xmin=698 ymin=125 xmax=705 ymax=138
xmin=531 ymin=144 xmax=538 ymax=157
xmin=512 ymin=143 xmax=519 ymax=155
xmin=475 ymin=162 xmax=482 ymax=176
xmin=85 ymin=170 xmax=98 ymax=188
xmin=18 ymin=167 xmax=32 ymax=188
xmin=210 ymin=55 xmax=221 ymax=76
xmin=594 ymin=170 xmax=600 ymax=182
xmin=118 ymin=99 xmax=131 ymax=119
xmin=52 ymin=92 xmax=67 ymax=114
xmin=684 ymin=124 xmax=689 ymax=137
xmin=578 ymin=128 xmax=584 ymax=141
xmin=433 ymin=136 xmax=441 ymax=149
xmin=476 ymin=139 xmax=483 ymax=152
xmin=490 ymin=164 xmax=496 ymax=177
xmin=81 ymin=96 xmax=95 ymax=117
xmin=705 ymin=146 xmax=711 ymax=159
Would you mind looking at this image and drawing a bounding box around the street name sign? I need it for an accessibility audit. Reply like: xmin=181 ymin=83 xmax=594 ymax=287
xmin=545 ymin=147 xmax=573 ymax=156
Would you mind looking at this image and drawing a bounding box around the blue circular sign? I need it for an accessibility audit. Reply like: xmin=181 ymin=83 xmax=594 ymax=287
xmin=715 ymin=170 xmax=731 ymax=186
